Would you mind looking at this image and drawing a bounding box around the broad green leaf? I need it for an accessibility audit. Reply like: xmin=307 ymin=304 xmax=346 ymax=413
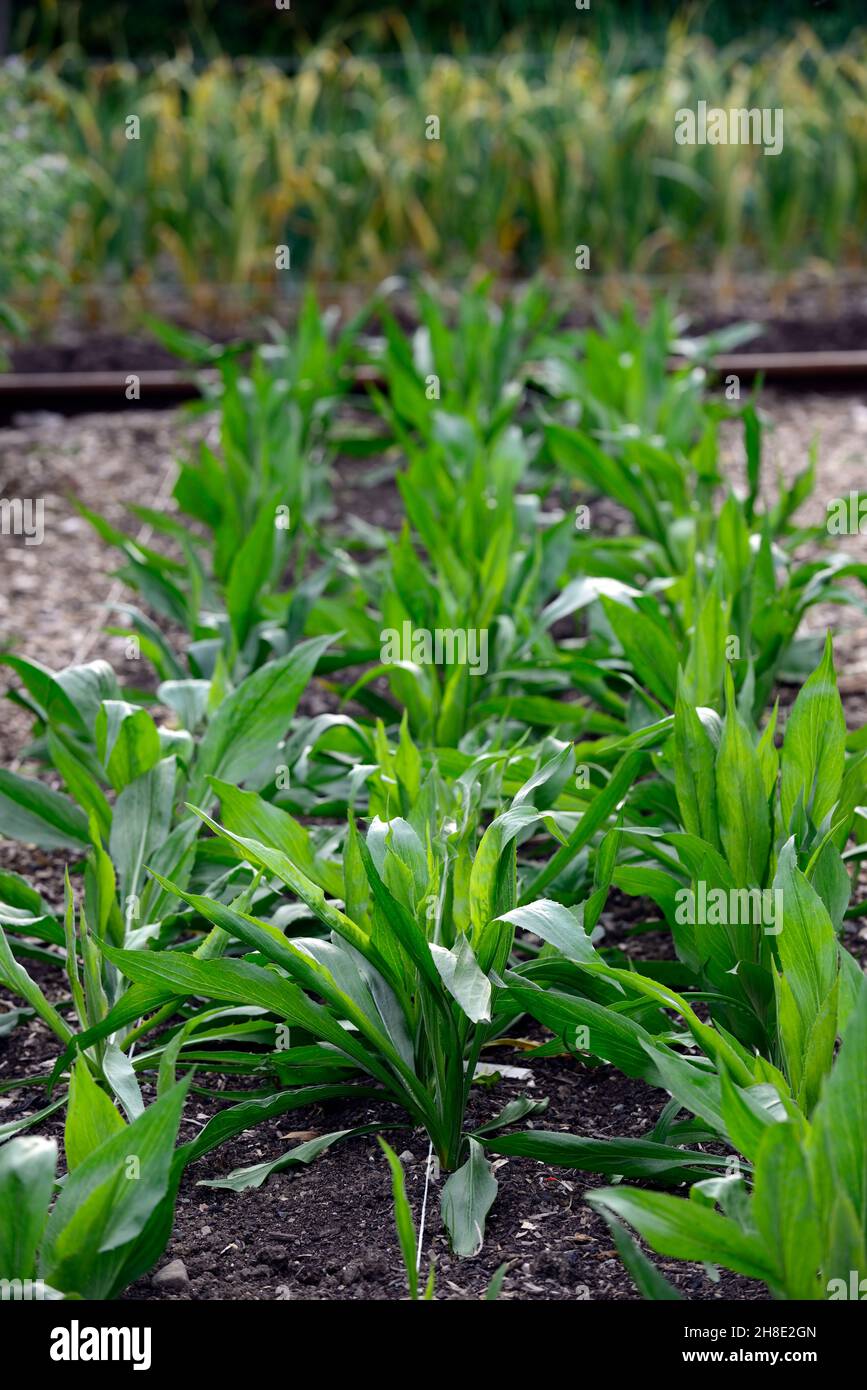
xmin=95 ymin=702 xmax=162 ymax=792
xmin=752 ymin=1120 xmax=823 ymax=1299
xmin=193 ymin=636 xmax=332 ymax=795
xmin=484 ymin=1129 xmax=729 ymax=1181
xmin=600 ymin=596 xmax=679 ymax=707
xmin=497 ymin=899 xmax=597 ymax=964
xmin=40 ymin=1080 xmax=190 ymax=1299
xmin=0 ymin=770 xmax=89 ymax=851
xmin=441 ymin=1138 xmax=497 ymax=1258
xmin=430 ymin=933 xmax=491 ymax=1023
xmin=718 ymin=1070 xmax=787 ymax=1163
xmin=780 ymin=633 xmax=846 ymax=831
xmin=715 ymin=669 xmax=770 ymax=885
xmin=109 ymin=757 xmax=176 ymax=905
xmin=158 ymin=679 xmax=211 ymax=732
xmin=0 ymin=654 xmax=87 ymax=733
xmin=65 ymin=1059 xmax=126 ymax=1171
xmin=504 ymin=983 xmax=662 ymax=1084
xmin=0 ymin=1136 xmax=55 ymax=1279
xmin=772 ymin=839 xmax=838 ymax=1105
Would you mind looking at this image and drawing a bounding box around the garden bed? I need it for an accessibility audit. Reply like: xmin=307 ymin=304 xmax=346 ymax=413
xmin=2 ymin=366 xmax=867 ymax=1299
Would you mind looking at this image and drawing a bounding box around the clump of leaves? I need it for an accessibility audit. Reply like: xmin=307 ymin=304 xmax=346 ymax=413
xmin=97 ymin=745 xmax=563 ymax=1254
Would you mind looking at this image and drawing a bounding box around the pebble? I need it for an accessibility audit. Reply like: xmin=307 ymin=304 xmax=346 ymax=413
xmin=152 ymin=1258 xmax=191 ymax=1292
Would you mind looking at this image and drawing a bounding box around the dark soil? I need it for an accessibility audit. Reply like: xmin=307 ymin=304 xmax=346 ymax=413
xmin=693 ymin=313 xmax=867 ymax=356
xmin=7 ymin=314 xmax=867 ymax=377
xmin=125 ymin=1063 xmax=765 ymax=1304
xmin=0 ymin=964 xmax=764 ymax=1303
xmin=9 ymin=335 xmax=192 ymax=375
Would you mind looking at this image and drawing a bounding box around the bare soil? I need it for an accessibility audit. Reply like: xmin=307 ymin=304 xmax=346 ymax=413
xmin=6 ymin=312 xmax=867 ymax=377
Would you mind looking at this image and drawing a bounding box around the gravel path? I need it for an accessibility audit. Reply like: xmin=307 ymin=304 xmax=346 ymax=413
xmin=721 ymin=388 xmax=867 ymax=718
xmin=0 ymin=409 xmax=208 ymax=764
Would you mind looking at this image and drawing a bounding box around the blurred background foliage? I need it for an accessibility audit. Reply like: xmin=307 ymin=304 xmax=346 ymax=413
xmin=8 ymin=0 xmax=866 ymax=58
xmin=2 ymin=1 xmax=865 ymax=328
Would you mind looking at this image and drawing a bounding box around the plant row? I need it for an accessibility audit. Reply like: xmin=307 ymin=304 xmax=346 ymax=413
xmin=5 ymin=23 xmax=867 ymax=327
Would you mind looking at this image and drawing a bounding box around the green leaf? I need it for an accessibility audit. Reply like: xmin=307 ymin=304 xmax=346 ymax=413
xmin=39 ymin=1079 xmax=190 ymax=1299
xmin=103 ymin=943 xmax=405 ymax=1101
xmin=179 ymin=1086 xmax=371 ymax=1167
xmin=0 ymin=770 xmax=90 ymax=851
xmin=772 ymin=839 xmax=839 ymax=1107
xmin=0 ymin=1136 xmax=55 ymax=1279
xmin=378 ymin=1137 xmax=419 ymax=1299
xmin=471 ymin=1096 xmax=549 ymax=1137
xmin=587 ymin=1187 xmax=775 ymax=1283
xmin=484 ymin=1129 xmax=729 ymax=1182
xmin=0 ymin=654 xmax=87 ymax=733
xmin=193 ymin=636 xmax=332 ymax=795
xmin=505 ymin=982 xmax=662 ymax=1083
xmin=0 ymin=1096 xmax=66 ymax=1141
xmin=715 ymin=669 xmax=770 ymax=885
xmin=752 ymin=1120 xmax=823 ymax=1299
xmin=600 ymin=595 xmax=680 ymax=707
xmin=158 ymin=679 xmax=211 ymax=732
xmin=718 ymin=1070 xmax=787 ymax=1163
xmin=673 ymin=675 xmax=720 ymax=850
xmin=811 ymin=977 xmax=867 ymax=1231
xmin=497 ymin=899 xmax=597 ymax=964
xmin=55 ymin=661 xmax=121 ymax=732
xmin=430 ymin=933 xmax=491 ymax=1023
xmin=199 ymin=1127 xmax=370 ymax=1192
xmin=47 ymin=729 xmax=112 ymax=840
xmin=225 ymin=493 xmax=277 ymax=647
xmin=110 ymin=758 xmax=176 ymax=905
xmin=780 ymin=633 xmax=846 ymax=831
xmin=526 ymin=747 xmax=650 ymax=900
xmin=65 ymin=1059 xmax=126 ymax=1171
xmin=210 ymin=778 xmax=343 ymax=897
xmin=607 ymin=1217 xmax=684 ymax=1300
xmin=95 ymin=702 xmax=162 ymax=792
xmin=0 ymin=926 xmax=73 ymax=1045
xmin=441 ymin=1138 xmax=498 ymax=1258
xmin=181 ymin=809 xmax=367 ymax=954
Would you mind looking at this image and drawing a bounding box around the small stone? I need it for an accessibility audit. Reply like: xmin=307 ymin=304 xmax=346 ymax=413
xmin=398 ymin=1150 xmax=416 ymax=1165
xmin=152 ymin=1258 xmax=190 ymax=1292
